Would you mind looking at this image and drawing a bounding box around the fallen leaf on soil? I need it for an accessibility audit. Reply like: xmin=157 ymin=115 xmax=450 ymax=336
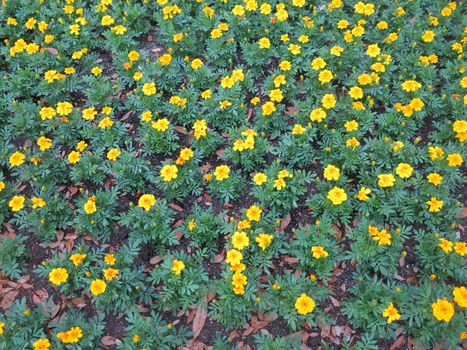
xmin=101 ymin=336 xmax=121 ymax=346
xmin=192 ymin=298 xmax=208 ymax=339
xmin=32 ymin=289 xmax=49 ymax=305
xmin=149 ymin=256 xmax=163 ymax=265
xmin=120 ymin=111 xmax=131 ymax=121
xmin=46 ymin=47 xmax=58 ymax=55
xmin=1 ymin=290 xmax=19 ymax=310
xmin=169 ymin=203 xmax=184 ymax=212
xmin=172 ymin=218 xmax=185 ymax=228
xmin=278 ymin=214 xmax=291 ymax=232
xmin=282 ymin=256 xmax=299 ymax=264
xmin=285 ymin=106 xmax=300 ymax=115
xmin=174 ymin=126 xmax=188 ymax=135
xmin=215 ymin=148 xmax=225 ymax=157
xmin=329 ymin=296 xmax=340 ymax=307
xmin=210 ymin=253 xmax=224 ymax=263
xmin=390 ymin=335 xmax=405 ymax=350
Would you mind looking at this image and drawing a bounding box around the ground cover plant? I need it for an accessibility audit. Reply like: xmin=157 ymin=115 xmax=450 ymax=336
xmin=0 ymin=0 xmax=466 ymax=349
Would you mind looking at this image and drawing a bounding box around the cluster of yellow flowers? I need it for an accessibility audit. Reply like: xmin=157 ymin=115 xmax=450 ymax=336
xmin=56 ymin=326 xmax=83 ymax=344
xmin=233 ymin=129 xmax=256 ymax=152
xmin=368 ymin=225 xmax=392 ymax=246
xmin=224 ymin=205 xmax=273 ymax=295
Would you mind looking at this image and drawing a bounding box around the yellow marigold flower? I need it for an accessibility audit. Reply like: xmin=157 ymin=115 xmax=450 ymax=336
xmin=98 ymin=117 xmax=114 ymax=129
xmin=323 ymin=164 xmax=340 ymax=181
xmin=31 ymin=197 xmax=46 ymax=209
xmin=337 ymin=19 xmax=349 ymax=29
xmin=142 ymin=82 xmax=157 ymax=96
xmin=188 ymin=219 xmax=197 ymax=231
xmin=193 ymin=119 xmax=208 ymax=139
xmin=152 ymin=118 xmax=170 ymax=132
xmin=246 ymin=205 xmax=262 ymax=222
xmin=311 ymin=246 xmax=328 ymax=259
xmin=214 ymin=165 xmax=230 ymax=181
xmin=274 ymin=74 xmax=286 ymax=87
xmin=438 ymin=238 xmax=453 ymax=253
xmin=252 ymin=173 xmax=267 ymax=185
xmin=201 ymin=89 xmax=212 ymax=99
xmin=159 ymin=53 xmax=172 ymax=66
xmin=191 ymin=58 xmax=203 ymax=70
xmin=104 ymin=253 xmax=116 ymax=265
xmin=83 ymin=197 xmax=97 ymax=215
xmin=356 ymin=187 xmax=371 ymax=201
xmin=68 ymin=151 xmax=81 ymax=164
xmin=318 ymin=69 xmax=333 ymax=84
xmin=366 ymin=44 xmax=380 ymax=57
xmin=330 ymin=45 xmax=344 ymax=56
xmin=274 ymin=178 xmax=286 ymax=190
xmin=376 ymin=21 xmax=388 ymax=30
xmin=9 ymin=151 xmax=26 ymax=167
xmin=295 ymin=293 xmax=315 ymax=315
xmin=292 ymin=124 xmax=306 ymax=135
xmin=421 ymin=30 xmax=435 ymax=42
xmin=40 ymin=107 xmax=56 ymax=120
xmin=0 ymin=181 xmax=5 ymax=192
xmin=260 ymin=3 xmax=272 ymax=14
xmin=426 ymin=173 xmax=442 ymax=186
xmin=432 ymin=298 xmax=455 ymax=322
xmin=382 ymin=303 xmax=401 ymax=324
xmin=401 ymin=80 xmax=422 ymax=92
xmin=256 ymin=233 xmax=273 ymax=250
xmin=91 ymin=66 xmax=103 ymax=76
xmin=231 ymin=231 xmax=250 ymax=250
xmin=453 ymin=286 xmax=467 ymax=308
xmin=261 ymin=101 xmax=276 ymax=116
xmin=373 ymin=229 xmax=392 ymax=245
xmin=128 ymin=50 xmax=139 ymax=62
xmin=9 ymin=195 xmax=25 ymax=212
xmin=426 ymin=197 xmax=443 ymax=212
xmin=279 ymin=60 xmax=291 ymax=71
xmin=288 ymin=44 xmax=301 ymax=55
xmin=138 ymin=194 xmax=157 ymax=211
xmin=69 ymin=253 xmax=87 ymax=266
xmin=378 ymin=174 xmax=395 ymax=188
xmin=56 ymin=102 xmax=73 ymax=116
xmin=36 ymin=136 xmax=52 ymax=151
xmin=171 ymin=259 xmax=185 ymax=275
xmin=112 ymin=25 xmax=127 ymax=35
xmin=269 ymin=89 xmax=283 ymax=103
xmin=309 ymin=108 xmax=327 ymax=122
xmin=82 ymin=107 xmax=97 ymax=121
xmin=395 ymin=163 xmax=413 ymax=178
xmin=455 ymin=242 xmax=467 ymax=256
xmin=349 ymin=86 xmax=363 ymax=100
xmin=321 ymin=93 xmax=336 ymax=109
xmin=107 ymin=148 xmax=121 ymax=161
xmin=346 ymin=137 xmax=361 ymax=148
xmin=447 ymin=153 xmax=463 ymax=166
xmin=49 ymin=267 xmax=68 ymax=285
xmin=225 ymin=249 xmax=242 ymax=266
xmin=90 ymin=279 xmax=106 ymax=296
xmin=327 ymin=186 xmax=347 ymax=205
xmin=103 ymin=268 xmax=119 ymax=281
xmin=33 ymin=338 xmax=50 ymax=350
xmin=160 ymin=164 xmax=178 ymax=182
xmin=101 ymin=15 xmax=115 ymax=26
xmin=344 ymin=120 xmax=359 ymax=132
xmin=258 ymin=37 xmax=270 ymax=49
xmin=232 ymin=272 xmax=247 ymax=289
